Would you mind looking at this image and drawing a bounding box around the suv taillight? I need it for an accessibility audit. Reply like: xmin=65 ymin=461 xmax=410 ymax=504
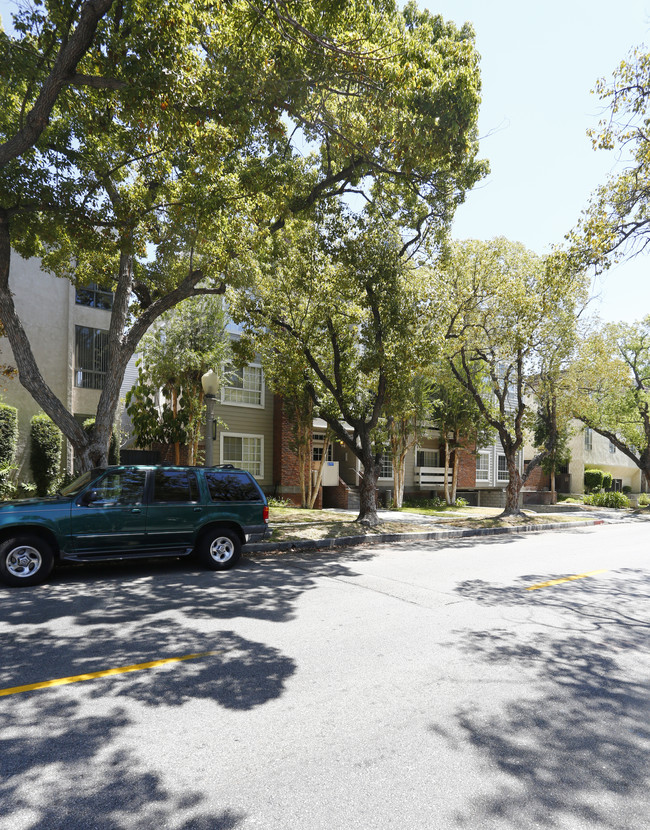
xmin=263 ymin=505 xmax=269 ymax=523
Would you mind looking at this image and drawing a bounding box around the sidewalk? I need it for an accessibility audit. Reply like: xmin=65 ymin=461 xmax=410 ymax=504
xmin=247 ymin=504 xmax=647 ymax=555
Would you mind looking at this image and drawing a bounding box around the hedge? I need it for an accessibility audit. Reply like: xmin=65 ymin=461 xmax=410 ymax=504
xmin=584 ymin=468 xmax=604 ymax=493
xmin=30 ymin=413 xmax=62 ymax=496
xmin=0 ymin=403 xmax=18 ymax=468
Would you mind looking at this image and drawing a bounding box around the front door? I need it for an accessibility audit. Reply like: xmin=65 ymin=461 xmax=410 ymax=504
xmin=70 ymin=468 xmax=148 ymax=556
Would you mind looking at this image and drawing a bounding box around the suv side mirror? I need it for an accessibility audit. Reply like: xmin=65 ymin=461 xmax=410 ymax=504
xmin=80 ymin=489 xmax=101 ymax=507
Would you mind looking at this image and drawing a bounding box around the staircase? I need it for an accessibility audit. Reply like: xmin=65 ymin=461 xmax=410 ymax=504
xmin=346 ymin=485 xmax=360 ymax=511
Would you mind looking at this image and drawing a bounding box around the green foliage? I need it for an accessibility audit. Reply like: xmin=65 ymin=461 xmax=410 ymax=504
xmin=125 ymin=296 xmax=229 ymax=461
xmin=622 ymin=485 xmax=632 ymax=494
xmin=584 ymin=468 xmax=604 ymax=493
xmin=82 ymin=419 xmax=119 ymax=465
xmin=440 ymin=239 xmax=586 ymax=513
xmin=638 ymin=493 xmax=650 ymax=506
xmin=569 ymin=317 xmax=650 ymax=490
xmin=571 ymin=47 xmax=650 ymax=266
xmin=0 ymin=403 xmax=19 ymax=497
xmin=267 ymin=496 xmax=294 ymax=508
xmin=402 ymin=495 xmax=468 ymax=509
xmin=0 ymin=402 xmax=18 ymax=468
xmin=584 ymin=491 xmax=630 ymax=508
xmin=30 ymin=413 xmax=62 ymax=496
xmin=601 ymin=471 xmax=613 ymax=491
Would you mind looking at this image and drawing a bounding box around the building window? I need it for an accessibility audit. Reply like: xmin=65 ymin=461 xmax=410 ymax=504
xmin=609 ymin=440 xmax=616 ymax=454
xmin=75 ymin=326 xmax=109 ymax=389
xmin=379 ymin=452 xmax=393 ymax=479
xmin=222 ymin=364 xmax=264 ymax=407
xmin=220 ymin=433 xmax=263 ymax=478
xmin=584 ymin=427 xmax=593 ymax=451
xmin=75 ymin=282 xmax=113 ymax=309
xmin=476 ymin=452 xmax=490 ymax=482
xmin=312 ymin=433 xmax=333 ymax=462
xmin=416 ymin=449 xmax=439 ymax=468
xmin=497 ymin=454 xmax=509 ymax=481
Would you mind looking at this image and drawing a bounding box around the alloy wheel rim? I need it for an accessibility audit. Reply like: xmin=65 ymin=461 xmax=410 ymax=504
xmin=209 ymin=537 xmax=234 ymax=563
xmin=6 ymin=545 xmax=42 ymax=578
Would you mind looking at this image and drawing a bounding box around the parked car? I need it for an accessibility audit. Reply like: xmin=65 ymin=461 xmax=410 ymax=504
xmin=0 ymin=465 xmax=269 ymax=587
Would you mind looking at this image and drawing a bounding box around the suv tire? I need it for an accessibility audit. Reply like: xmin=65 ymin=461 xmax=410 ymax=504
xmin=197 ymin=527 xmax=242 ymax=570
xmin=0 ymin=535 xmax=55 ymax=587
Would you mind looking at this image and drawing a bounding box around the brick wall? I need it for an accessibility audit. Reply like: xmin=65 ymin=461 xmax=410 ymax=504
xmin=150 ymin=442 xmax=191 ymax=465
xmin=523 ymin=462 xmax=550 ymax=491
xmin=457 ymin=445 xmax=477 ymax=488
xmin=273 ymin=396 xmax=301 ymax=489
xmin=322 ymin=478 xmax=351 ymax=509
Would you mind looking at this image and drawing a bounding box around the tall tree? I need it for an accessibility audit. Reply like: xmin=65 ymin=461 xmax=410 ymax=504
xmin=229 ymin=216 xmax=440 ymax=526
xmin=0 ymin=0 xmax=485 ymax=470
xmin=125 ymin=296 xmax=229 ymax=465
xmin=441 ymin=239 xmax=586 ymax=516
xmin=429 ymin=364 xmax=492 ymax=505
xmin=569 ymin=317 xmax=650 ymax=490
xmin=571 ymin=46 xmax=650 ymax=266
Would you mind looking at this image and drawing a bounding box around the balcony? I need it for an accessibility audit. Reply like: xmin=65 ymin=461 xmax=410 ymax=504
xmin=415 ymin=466 xmax=447 ymax=487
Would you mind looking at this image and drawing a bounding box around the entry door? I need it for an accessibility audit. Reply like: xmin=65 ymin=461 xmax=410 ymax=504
xmin=70 ymin=469 xmax=148 ymax=556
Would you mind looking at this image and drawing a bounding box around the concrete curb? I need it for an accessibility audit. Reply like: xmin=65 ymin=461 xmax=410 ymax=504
xmin=245 ymin=518 xmax=606 ymax=555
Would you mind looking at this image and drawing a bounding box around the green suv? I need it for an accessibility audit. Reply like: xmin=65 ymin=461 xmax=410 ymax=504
xmin=0 ymin=465 xmax=269 ymax=587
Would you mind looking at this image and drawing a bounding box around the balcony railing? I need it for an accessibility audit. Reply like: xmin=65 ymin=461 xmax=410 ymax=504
xmin=415 ymin=466 xmax=447 ymax=487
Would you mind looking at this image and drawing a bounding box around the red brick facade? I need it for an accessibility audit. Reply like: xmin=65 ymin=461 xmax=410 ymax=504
xmin=272 ymin=396 xmax=323 ymax=508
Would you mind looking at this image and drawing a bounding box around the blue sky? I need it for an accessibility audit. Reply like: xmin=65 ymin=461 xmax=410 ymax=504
xmin=427 ymin=0 xmax=650 ymax=322
xmin=2 ymin=0 xmax=649 ymax=321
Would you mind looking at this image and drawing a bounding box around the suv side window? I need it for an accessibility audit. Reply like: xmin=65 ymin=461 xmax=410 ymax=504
xmin=91 ymin=469 xmax=146 ymax=505
xmin=152 ymin=469 xmax=200 ymax=503
xmin=204 ymin=471 xmax=262 ymax=502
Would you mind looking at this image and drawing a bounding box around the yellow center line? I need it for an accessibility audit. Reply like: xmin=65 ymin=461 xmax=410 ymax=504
xmin=526 ymin=569 xmax=608 ymax=591
xmin=0 ymin=649 xmax=222 ymax=698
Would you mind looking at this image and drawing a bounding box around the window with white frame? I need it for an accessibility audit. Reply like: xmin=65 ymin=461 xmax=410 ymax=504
xmin=416 ymin=449 xmax=439 ymax=468
xmin=222 ymin=364 xmax=264 ymax=407
xmin=476 ymin=452 xmax=490 ymax=482
xmin=220 ymin=433 xmax=263 ymax=478
xmin=379 ymin=452 xmax=393 ymax=479
xmin=497 ymin=454 xmax=509 ymax=481
xmin=312 ymin=433 xmax=333 ymax=462
xmin=609 ymin=440 xmax=616 ymax=454
xmin=584 ymin=427 xmax=593 ymax=451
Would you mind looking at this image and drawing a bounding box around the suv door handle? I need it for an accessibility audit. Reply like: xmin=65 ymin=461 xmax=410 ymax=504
xmin=193 ymin=507 xmax=202 ymax=512
xmin=131 ymin=508 xmax=141 ymax=514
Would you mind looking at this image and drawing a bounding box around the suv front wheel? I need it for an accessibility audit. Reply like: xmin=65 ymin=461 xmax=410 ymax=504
xmin=0 ymin=535 xmax=55 ymax=587
xmin=197 ymin=527 xmax=242 ymax=571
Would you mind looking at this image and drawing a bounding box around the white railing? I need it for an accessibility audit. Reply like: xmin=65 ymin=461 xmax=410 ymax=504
xmin=415 ymin=466 xmax=447 ymax=487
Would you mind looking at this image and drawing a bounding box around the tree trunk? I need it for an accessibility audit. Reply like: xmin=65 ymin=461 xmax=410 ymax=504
xmin=309 ymin=430 xmax=331 ymax=509
xmin=451 ymin=448 xmax=459 ymax=505
xmin=501 ymin=452 xmax=524 ymax=516
xmin=172 ymin=388 xmax=180 ymax=465
xmin=357 ymin=442 xmax=380 ymax=526
xmin=443 ymin=438 xmax=451 ymax=505
xmin=393 ymin=451 xmax=407 ymax=508
xmin=0 ymin=214 xmax=91 ymax=463
xmin=550 ymin=466 xmax=557 ymax=504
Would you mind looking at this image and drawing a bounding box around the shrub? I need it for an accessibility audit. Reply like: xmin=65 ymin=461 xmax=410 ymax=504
xmin=82 ymin=418 xmax=120 ymax=465
xmin=30 ymin=414 xmax=62 ymax=496
xmin=601 ymin=472 xmax=613 ymax=491
xmin=584 ymin=491 xmax=630 ymax=509
xmin=584 ymin=468 xmax=604 ymax=493
xmin=0 ymin=403 xmax=18 ymax=468
xmin=622 ymin=485 xmax=632 ymax=494
xmin=267 ymin=496 xmax=294 ymax=508
xmin=638 ymin=493 xmax=650 ymax=507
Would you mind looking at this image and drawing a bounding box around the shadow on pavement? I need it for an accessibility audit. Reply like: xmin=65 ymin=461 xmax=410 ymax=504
xmin=437 ymin=568 xmax=650 ymax=829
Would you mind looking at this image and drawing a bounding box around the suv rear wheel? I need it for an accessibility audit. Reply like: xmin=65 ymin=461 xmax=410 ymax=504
xmin=0 ymin=535 xmax=55 ymax=587
xmin=197 ymin=527 xmax=242 ymax=570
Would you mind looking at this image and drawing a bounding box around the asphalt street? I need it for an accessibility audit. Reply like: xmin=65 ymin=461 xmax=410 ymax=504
xmin=0 ymin=522 xmax=648 ymax=830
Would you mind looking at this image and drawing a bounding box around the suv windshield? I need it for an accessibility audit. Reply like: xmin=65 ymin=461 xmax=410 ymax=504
xmin=59 ymin=469 xmax=103 ymax=498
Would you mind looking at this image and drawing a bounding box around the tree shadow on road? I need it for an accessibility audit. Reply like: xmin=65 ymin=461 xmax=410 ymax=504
xmin=436 ymin=568 xmax=650 ymax=829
